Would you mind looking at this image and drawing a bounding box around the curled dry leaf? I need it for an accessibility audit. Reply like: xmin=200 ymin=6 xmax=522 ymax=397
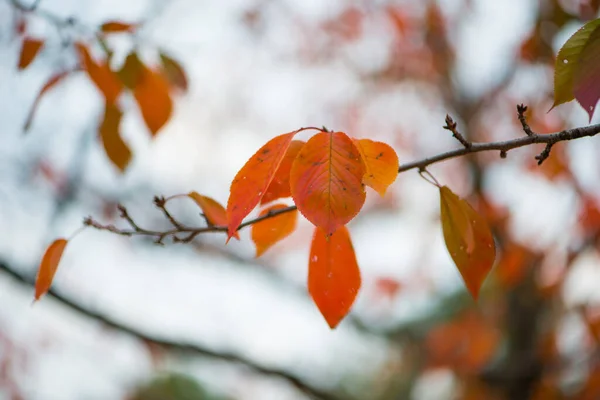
xmin=251 ymin=204 xmax=298 ymax=257
xmin=226 ymin=131 xmax=297 ymax=240
xmin=309 ymin=226 xmax=361 ymax=329
xmin=133 ymin=66 xmax=173 ymax=136
xmin=352 ymin=138 xmax=399 ymax=196
xmin=439 ymin=186 xmax=495 ymax=300
xmin=18 ymin=37 xmax=44 ymax=70
xmin=100 ymin=21 xmax=137 ymax=33
xmin=261 ymin=140 xmax=305 ymax=205
xmin=34 ymin=238 xmax=68 ymax=301
xmin=290 ymin=131 xmax=365 ymax=235
xmin=75 ymin=43 xmax=122 ymax=104
xmin=99 ymin=102 xmax=131 ymax=172
xmin=24 ymin=70 xmax=72 ymax=131
xmin=188 ymin=192 xmax=239 ymax=239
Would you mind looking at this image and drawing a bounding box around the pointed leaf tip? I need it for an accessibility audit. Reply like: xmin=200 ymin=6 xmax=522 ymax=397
xmin=251 ymin=204 xmax=298 ymax=257
xmin=34 ymin=238 xmax=68 ymax=301
xmin=309 ymin=226 xmax=361 ymax=329
xmin=100 ymin=102 xmax=131 ymax=172
xmin=439 ymin=186 xmax=495 ymax=300
xmin=573 ymin=23 xmax=600 ymax=122
xmin=226 ymin=131 xmax=297 ymax=240
xmin=18 ymin=37 xmax=44 ymax=70
xmin=290 ymin=131 xmax=365 ymax=235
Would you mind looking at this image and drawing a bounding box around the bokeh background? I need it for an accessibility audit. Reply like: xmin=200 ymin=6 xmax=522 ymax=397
xmin=2 ymin=0 xmax=600 ymax=399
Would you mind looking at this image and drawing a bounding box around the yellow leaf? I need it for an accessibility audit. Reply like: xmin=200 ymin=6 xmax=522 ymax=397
xmin=133 ymin=66 xmax=173 ymax=136
xmin=251 ymin=204 xmax=297 ymax=257
xmin=99 ymin=102 xmax=131 ymax=172
xmin=352 ymin=138 xmax=399 ymax=196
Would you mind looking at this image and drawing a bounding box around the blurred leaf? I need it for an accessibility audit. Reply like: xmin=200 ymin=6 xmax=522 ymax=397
xmin=99 ymin=102 xmax=131 ymax=172
xmin=374 ymin=277 xmax=402 ymax=301
xmin=100 ymin=21 xmax=137 ymax=33
xmin=18 ymin=37 xmax=43 ymax=70
xmin=251 ymin=203 xmax=297 ymax=257
xmin=573 ymin=22 xmax=600 ymax=121
xmin=439 ymin=186 xmax=495 ymax=300
xmin=130 ymin=372 xmax=223 ymax=400
xmin=188 ymin=192 xmax=239 ymax=240
xmin=260 ymin=140 xmax=305 ymax=205
xmin=24 ymin=70 xmax=72 ymax=132
xmin=352 ymin=138 xmax=399 ymax=196
xmin=553 ymin=18 xmax=600 ymax=108
xmin=309 ymin=226 xmax=361 ymax=329
xmin=34 ymin=238 xmax=68 ymax=301
xmin=76 ymin=42 xmax=122 ymax=104
xmin=159 ymin=52 xmax=188 ymax=92
xmin=133 ymin=66 xmax=173 ymax=136
xmin=226 ymin=131 xmax=297 ymax=241
xmin=117 ymin=52 xmax=144 ymax=89
xmin=290 ymin=131 xmax=365 ymax=235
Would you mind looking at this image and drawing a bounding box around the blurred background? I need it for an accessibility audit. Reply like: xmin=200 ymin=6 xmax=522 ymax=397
xmin=1 ymin=0 xmax=600 ymax=399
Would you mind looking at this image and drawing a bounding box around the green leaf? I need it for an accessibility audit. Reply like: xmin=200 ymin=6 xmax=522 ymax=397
xmin=553 ymin=18 xmax=600 ymax=108
xmin=573 ymin=23 xmax=600 ymax=121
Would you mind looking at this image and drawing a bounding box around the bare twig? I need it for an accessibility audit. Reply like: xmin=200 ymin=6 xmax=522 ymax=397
xmin=443 ymin=115 xmax=471 ymax=148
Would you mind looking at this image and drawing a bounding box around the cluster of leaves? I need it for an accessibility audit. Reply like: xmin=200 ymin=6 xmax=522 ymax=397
xmin=16 ymin=17 xmax=187 ymax=171
xmin=33 ymin=14 xmax=600 ymax=331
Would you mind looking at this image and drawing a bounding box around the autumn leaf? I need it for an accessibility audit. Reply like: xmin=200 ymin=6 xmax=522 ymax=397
xmin=34 ymin=238 xmax=68 ymax=301
xmin=76 ymin=43 xmax=122 ymax=104
xmin=24 ymin=70 xmax=72 ymax=132
xmin=309 ymin=226 xmax=361 ymax=329
xmin=226 ymin=131 xmax=297 ymax=240
xmin=117 ymin=52 xmax=144 ymax=89
xmin=439 ymin=186 xmax=495 ymax=300
xmin=290 ymin=131 xmax=365 ymax=235
xmin=100 ymin=21 xmax=137 ymax=33
xmin=261 ymin=140 xmax=305 ymax=205
xmin=188 ymin=191 xmax=239 ymax=240
xmin=251 ymin=204 xmax=297 ymax=257
xmin=352 ymin=138 xmax=399 ymax=196
xmin=99 ymin=102 xmax=131 ymax=172
xmin=573 ymin=23 xmax=600 ymax=121
xmin=159 ymin=52 xmax=188 ymax=92
xmin=18 ymin=37 xmax=44 ymax=70
xmin=133 ymin=66 xmax=173 ymax=136
xmin=553 ymin=18 xmax=600 ymax=108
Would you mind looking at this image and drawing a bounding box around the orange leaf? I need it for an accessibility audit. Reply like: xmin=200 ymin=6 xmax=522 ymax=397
xmin=251 ymin=204 xmax=297 ymax=257
xmin=24 ymin=70 xmax=71 ymax=131
xmin=100 ymin=21 xmax=137 ymax=33
xmin=309 ymin=226 xmax=361 ymax=329
xmin=352 ymin=138 xmax=399 ymax=196
xmin=159 ymin=52 xmax=188 ymax=92
xmin=34 ymin=238 xmax=68 ymax=301
xmin=290 ymin=131 xmax=365 ymax=235
xmin=188 ymin=191 xmax=239 ymax=240
xmin=117 ymin=52 xmax=144 ymax=89
xmin=226 ymin=131 xmax=297 ymax=240
xmin=99 ymin=102 xmax=131 ymax=172
xmin=75 ymin=43 xmax=122 ymax=104
xmin=261 ymin=140 xmax=305 ymax=205
xmin=133 ymin=66 xmax=173 ymax=136
xmin=440 ymin=186 xmax=495 ymax=300
xmin=18 ymin=37 xmax=44 ymax=70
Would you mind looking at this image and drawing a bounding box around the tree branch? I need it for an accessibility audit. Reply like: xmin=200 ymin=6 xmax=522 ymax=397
xmin=0 ymin=260 xmax=340 ymax=400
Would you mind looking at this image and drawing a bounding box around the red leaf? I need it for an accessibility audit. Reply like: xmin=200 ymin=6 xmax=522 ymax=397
xmin=133 ymin=66 xmax=173 ymax=136
xmin=352 ymin=138 xmax=399 ymax=196
xmin=375 ymin=277 xmax=402 ymax=300
xmin=75 ymin=43 xmax=122 ymax=104
xmin=18 ymin=37 xmax=44 ymax=70
xmin=439 ymin=186 xmax=496 ymax=300
xmin=24 ymin=70 xmax=71 ymax=131
xmin=100 ymin=21 xmax=137 ymax=33
xmin=99 ymin=102 xmax=131 ymax=172
xmin=188 ymin=192 xmax=239 ymax=240
xmin=573 ymin=23 xmax=600 ymax=121
xmin=226 ymin=131 xmax=297 ymax=240
xmin=159 ymin=52 xmax=188 ymax=93
xmin=261 ymin=140 xmax=305 ymax=205
xmin=309 ymin=226 xmax=361 ymax=329
xmin=251 ymin=204 xmax=298 ymax=257
xmin=34 ymin=239 xmax=68 ymax=301
xmin=290 ymin=131 xmax=365 ymax=235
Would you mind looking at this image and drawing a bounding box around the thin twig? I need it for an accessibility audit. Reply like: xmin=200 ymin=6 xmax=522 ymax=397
xmin=443 ymin=114 xmax=471 ymax=148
